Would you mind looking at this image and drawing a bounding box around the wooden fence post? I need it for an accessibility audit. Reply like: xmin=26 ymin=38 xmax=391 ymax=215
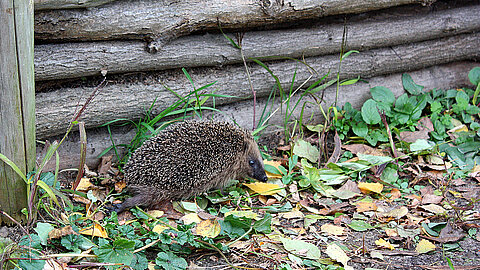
xmin=0 ymin=0 xmax=36 ymax=224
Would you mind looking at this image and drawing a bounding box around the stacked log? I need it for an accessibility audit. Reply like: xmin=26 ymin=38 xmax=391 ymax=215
xmin=34 ymin=0 xmax=480 ymax=169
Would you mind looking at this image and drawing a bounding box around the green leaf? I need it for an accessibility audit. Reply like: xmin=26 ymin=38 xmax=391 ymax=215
xmin=357 ymin=154 xmax=393 ymax=165
xmin=402 ymin=73 xmax=424 ymax=95
xmin=93 ymin=238 xmax=135 ymax=269
xmin=352 ymin=122 xmax=368 ymax=137
xmin=280 ymin=237 xmax=321 ymax=260
xmin=293 ymin=139 xmax=319 ymax=163
xmin=361 ymin=99 xmax=381 ymax=125
xmin=410 ymin=139 xmax=435 ymax=152
xmin=130 ymin=253 xmax=149 ymax=270
xmin=61 ymin=234 xmax=94 ymax=252
xmin=155 ymin=252 xmax=188 ymax=270
xmin=348 ymin=220 xmax=374 ymax=231
xmin=34 ymin=222 xmax=54 ymax=245
xmin=19 ymin=234 xmax=42 ymax=249
xmin=18 ymin=251 xmax=45 ymax=270
xmin=0 ymin=153 xmax=27 ymax=182
xmin=370 ymin=86 xmax=395 ymax=105
xmin=253 ymin=213 xmax=272 ymax=234
xmin=468 ymin=67 xmax=480 ymax=85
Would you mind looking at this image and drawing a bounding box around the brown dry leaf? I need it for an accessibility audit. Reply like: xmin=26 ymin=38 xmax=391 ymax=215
xmin=48 ymin=225 xmax=76 ymax=239
xmin=356 ymin=201 xmax=378 ymax=213
xmin=80 ymin=223 xmax=108 ymax=238
xmin=358 ymin=182 xmax=383 ymax=194
xmin=244 ymin=182 xmax=281 ymax=195
xmin=264 ymin=160 xmax=283 ymax=179
xmin=115 ymin=181 xmax=126 ymax=192
xmin=194 ymin=219 xmax=221 ymax=238
xmin=342 ymin=144 xmax=388 ymax=156
xmin=424 ymin=223 xmax=466 ymax=243
xmin=98 ymin=155 xmax=113 ymax=175
xmin=388 ymin=188 xmax=402 ymax=201
xmin=422 ymin=194 xmax=443 ymax=204
xmin=321 ymin=223 xmax=345 ymax=236
xmin=384 ymin=228 xmax=398 ymax=237
xmin=326 ymin=131 xmax=342 ymax=164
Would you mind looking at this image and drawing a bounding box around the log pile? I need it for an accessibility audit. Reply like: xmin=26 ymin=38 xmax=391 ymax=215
xmin=34 ymin=0 xmax=480 ymax=169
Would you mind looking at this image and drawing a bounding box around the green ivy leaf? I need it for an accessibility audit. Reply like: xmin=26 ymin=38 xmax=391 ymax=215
xmin=402 ymin=73 xmax=424 ymax=95
xmin=155 ymin=252 xmax=188 ymax=270
xmin=361 ymin=99 xmax=381 ymax=125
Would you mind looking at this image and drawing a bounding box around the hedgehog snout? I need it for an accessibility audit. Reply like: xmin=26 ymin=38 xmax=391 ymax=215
xmin=248 ymin=158 xmax=268 ymax=182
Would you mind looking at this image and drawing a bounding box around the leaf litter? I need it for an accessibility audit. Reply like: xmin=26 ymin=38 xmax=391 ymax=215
xmin=5 ymin=68 xmax=480 ymax=270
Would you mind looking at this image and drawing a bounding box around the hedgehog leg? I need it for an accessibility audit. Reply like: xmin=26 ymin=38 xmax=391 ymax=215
xmin=111 ymin=185 xmax=159 ymax=213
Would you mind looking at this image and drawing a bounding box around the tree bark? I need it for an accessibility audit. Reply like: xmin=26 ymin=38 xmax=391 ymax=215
xmin=35 ymin=33 xmax=480 ymax=139
xmin=34 ymin=5 xmax=480 ymax=81
xmin=34 ymin=0 xmax=434 ymax=47
xmin=38 ymin=61 xmax=477 ymax=171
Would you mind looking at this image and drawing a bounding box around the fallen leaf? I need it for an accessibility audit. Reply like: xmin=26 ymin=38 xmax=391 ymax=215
xmin=225 ymin=210 xmax=258 ymax=220
xmin=356 ymin=201 xmax=378 ymax=213
xmin=180 ymin=213 xmax=201 ymax=225
xmin=375 ymin=238 xmax=394 ymax=250
xmin=383 ymin=206 xmax=408 ymax=219
xmin=263 ymin=160 xmax=283 ymax=179
xmin=325 ymin=243 xmax=352 ymax=270
xmin=416 ymin=239 xmax=436 ymax=253
xmin=244 ymin=182 xmax=281 ymax=195
xmin=280 ymin=237 xmax=321 ymax=260
xmin=293 ymin=139 xmax=319 ymax=163
xmin=358 ymin=182 xmax=383 ymax=194
xmin=79 ymin=223 xmax=108 ymax=238
xmin=421 ymin=204 xmax=447 ymax=215
xmin=194 ymin=219 xmax=221 ymax=238
xmin=321 ymin=223 xmax=345 ymax=236
xmin=76 ymin=178 xmax=93 ymax=191
xmin=48 ymin=226 xmax=76 ymax=239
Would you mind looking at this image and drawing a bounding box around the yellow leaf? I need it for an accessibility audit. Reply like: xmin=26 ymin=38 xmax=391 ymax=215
xmin=79 ymin=223 xmax=108 ymax=238
xmin=278 ymin=210 xmax=304 ymax=219
xmin=152 ymin=224 xmax=169 ymax=234
xmin=194 ymin=219 xmax=221 ymax=238
xmin=180 ymin=213 xmax=201 ymax=225
xmin=264 ymin=160 xmax=283 ymax=179
xmin=375 ymin=238 xmax=394 ymax=250
xmin=416 ymin=239 xmax=436 ymax=253
xmin=358 ymin=182 xmax=383 ymax=194
xmin=244 ymin=182 xmax=281 ymax=195
xmin=325 ymin=243 xmax=352 ymax=269
xmin=321 ymin=223 xmax=345 ymax=236
xmin=76 ymin=178 xmax=93 ymax=191
xmin=146 ymin=210 xmax=164 ymax=218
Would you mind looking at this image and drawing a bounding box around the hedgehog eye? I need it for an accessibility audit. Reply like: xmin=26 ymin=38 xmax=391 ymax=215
xmin=249 ymin=160 xmax=255 ymax=166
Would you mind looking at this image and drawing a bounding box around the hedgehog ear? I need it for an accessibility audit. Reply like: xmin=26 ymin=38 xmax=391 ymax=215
xmin=242 ymin=140 xmax=249 ymax=152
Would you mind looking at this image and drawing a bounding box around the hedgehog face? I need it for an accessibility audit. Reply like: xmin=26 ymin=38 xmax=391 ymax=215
xmin=248 ymin=156 xmax=268 ymax=182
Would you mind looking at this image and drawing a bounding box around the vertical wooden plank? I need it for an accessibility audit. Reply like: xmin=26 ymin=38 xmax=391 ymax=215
xmin=0 ymin=0 xmax=35 ymax=224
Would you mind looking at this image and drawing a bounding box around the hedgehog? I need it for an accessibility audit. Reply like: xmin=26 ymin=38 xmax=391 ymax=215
xmin=113 ymin=120 xmax=268 ymax=212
